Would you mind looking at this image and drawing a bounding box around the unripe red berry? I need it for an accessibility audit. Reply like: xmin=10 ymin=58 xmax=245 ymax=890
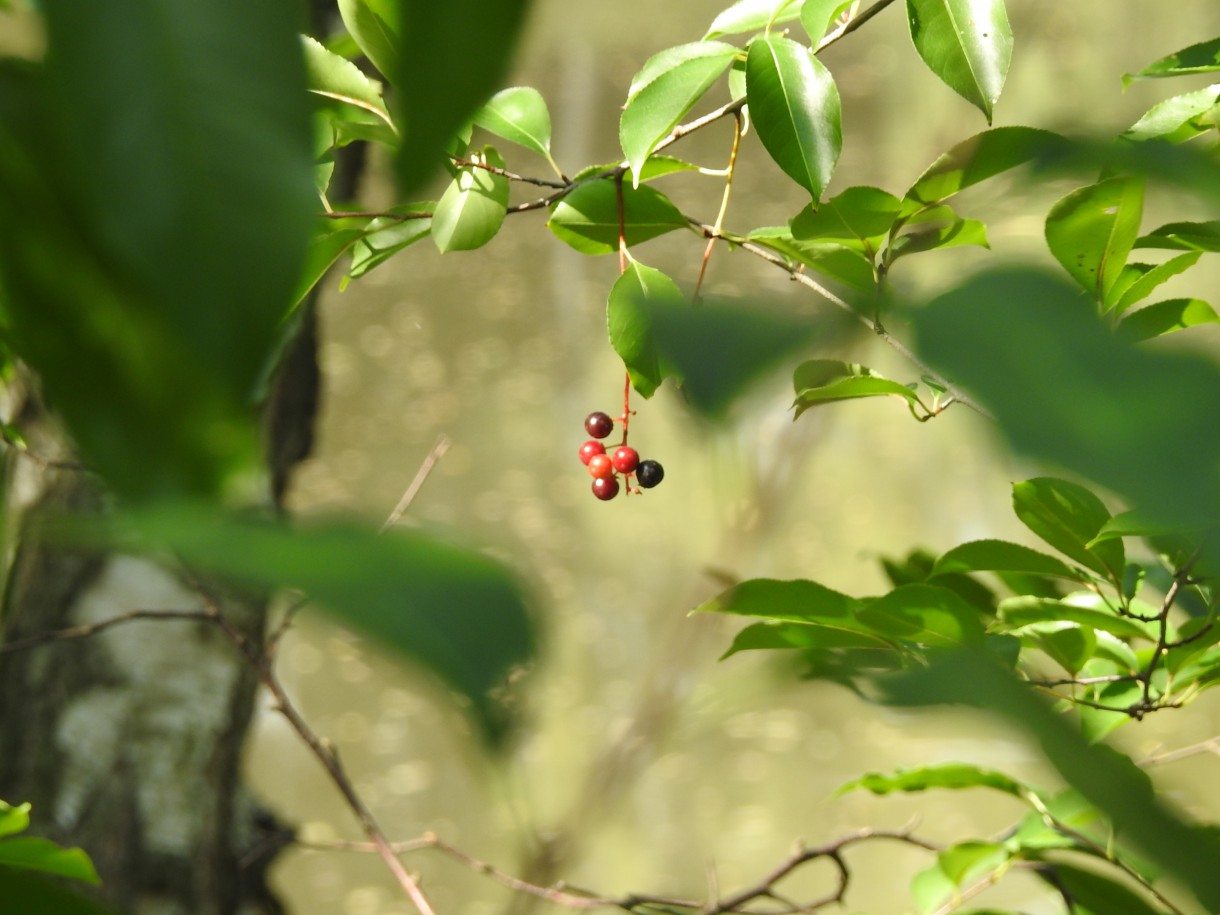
xmin=579 ymin=440 xmax=606 ymax=465
xmin=584 ymin=411 xmax=614 ymax=439
xmin=636 ymin=459 xmax=664 ymax=488
xmin=611 ymin=445 xmax=639 ymax=474
xmin=587 ymin=454 xmax=615 ymax=479
xmin=592 ymin=476 xmax=619 ymax=501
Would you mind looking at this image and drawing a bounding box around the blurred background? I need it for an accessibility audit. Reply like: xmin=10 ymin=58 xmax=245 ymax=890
xmin=237 ymin=2 xmax=1220 ymax=912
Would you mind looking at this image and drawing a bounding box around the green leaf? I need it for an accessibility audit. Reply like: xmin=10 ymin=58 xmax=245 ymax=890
xmin=0 ymin=801 xmax=30 ymax=839
xmin=431 ymin=147 xmax=509 ymax=253
xmin=1116 ymin=297 xmax=1219 ymax=343
xmin=0 ymin=838 xmax=100 ymax=884
xmin=721 ymin=619 xmax=897 ymax=659
xmin=0 ymin=869 xmax=117 ymax=915
xmin=705 ymin=0 xmax=804 ymax=39
xmin=801 ymin=0 xmax=857 ymax=46
xmin=1111 ymin=251 xmax=1202 ymax=313
xmin=696 ymin=577 xmax=865 ymax=625
xmin=294 ymin=217 xmax=373 ymax=305
xmin=1125 ymin=37 xmax=1220 ymax=83
xmin=347 ymin=210 xmax=433 ymax=281
xmin=1045 ymin=175 xmax=1145 ymax=305
xmin=1135 ymin=220 xmax=1220 ymax=252
xmin=790 ymin=186 xmax=902 ymax=246
xmin=887 ymin=206 xmax=988 ymax=261
xmin=838 ymin=762 xmax=1028 ymax=799
xmin=996 ymin=596 xmax=1151 ymax=642
xmin=914 ymin=270 xmax=1220 ymax=541
xmin=903 ymin=126 xmax=1065 ymax=210
xmin=791 ymin=360 xmax=921 ymax=417
xmin=937 ymin=841 xmax=1010 ymax=887
xmin=905 ymin=0 xmax=1012 ymax=122
xmin=1011 ymin=478 xmax=1124 ymax=580
xmin=1121 ymin=84 xmax=1220 ymax=143
xmin=547 ymin=180 xmax=688 ymax=254
xmin=109 ymin=506 xmax=536 ymax=747
xmin=607 ymin=262 xmax=687 ymax=399
xmin=747 ymin=228 xmax=878 ymax=290
xmin=1015 ymin=620 xmax=1096 ymax=675
xmin=912 ymin=863 xmax=957 ymax=915
xmin=621 ymin=42 xmax=739 ymax=186
xmin=1051 ymin=863 xmax=1165 ymax=915
xmin=931 ymin=540 xmax=1081 ymax=582
xmin=395 ymin=0 xmax=531 ymax=196
xmin=857 ymin=583 xmax=986 ymax=646
xmin=302 ymin=34 xmax=397 ymax=151
xmin=746 ymin=35 xmax=842 ymax=201
xmin=473 ymin=86 xmax=554 ymax=163
xmin=337 ymin=0 xmax=400 ymax=82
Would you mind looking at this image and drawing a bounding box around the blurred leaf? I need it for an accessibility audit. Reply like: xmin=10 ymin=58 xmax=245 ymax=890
xmin=912 ymin=862 xmax=957 ymax=915
xmin=857 ymin=583 xmax=986 ymax=646
xmin=1011 ymin=478 xmax=1124 ymax=580
xmin=395 ymin=0 xmax=531 ymax=196
xmin=1125 ymin=37 xmax=1220 ymax=83
xmin=1135 ymin=220 xmax=1220 ymax=252
xmin=937 ymin=841 xmax=1010 ymax=887
xmin=0 ymin=838 xmax=99 ymax=884
xmin=1121 ymin=84 xmax=1220 ymax=143
xmin=337 ymin=0 xmax=400 ymax=82
xmin=607 ymin=261 xmax=687 ymax=399
xmin=1045 ymin=175 xmax=1145 ymax=305
xmin=721 ymin=619 xmax=898 ymax=659
xmin=0 ymin=801 xmax=30 ymax=839
xmin=876 ymin=651 xmax=1220 ymax=911
xmin=748 ymin=227 xmax=878 ymax=290
xmin=346 ymin=210 xmax=433 ymax=282
xmin=887 ymin=207 xmax=988 ymax=261
xmin=548 ymin=179 xmax=688 ymax=254
xmin=620 ymin=42 xmax=739 ymax=186
xmin=706 ymin=0 xmax=803 ymax=39
xmin=904 ymin=126 xmax=1065 ymax=210
xmin=792 ymin=360 xmax=921 ymax=417
xmin=746 ymin=36 xmax=842 ymax=201
xmin=112 ymin=506 xmax=536 ymax=747
xmin=302 ymin=34 xmax=397 ymax=150
xmin=473 ymin=86 xmax=554 ymax=163
xmin=0 ymin=869 xmax=117 ymax=915
xmin=1016 ymin=620 xmax=1096 ymax=675
xmin=905 ymin=0 xmax=1012 ymax=122
xmin=1116 ymin=297 xmax=1219 ymax=342
xmin=838 ymin=762 xmax=1028 ymax=799
xmin=1111 ymin=251 xmax=1202 ymax=314
xmin=294 ymin=217 xmax=373 ymax=304
xmin=931 ymin=540 xmax=1080 ymax=582
xmin=914 ymin=270 xmax=1220 ymax=539
xmin=1051 ymin=863 xmax=1165 ymax=915
xmin=791 ymin=186 xmax=902 ymax=246
xmin=697 ymin=577 xmax=864 ymax=624
xmin=431 ymin=147 xmax=508 ymax=252
xmin=801 ymin=0 xmax=857 ymax=46
xmin=996 ymin=596 xmax=1150 ymax=641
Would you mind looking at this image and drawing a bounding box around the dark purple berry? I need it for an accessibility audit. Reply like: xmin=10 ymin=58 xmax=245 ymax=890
xmin=592 ymin=476 xmax=620 ymax=501
xmin=584 ymin=411 xmax=614 ymax=439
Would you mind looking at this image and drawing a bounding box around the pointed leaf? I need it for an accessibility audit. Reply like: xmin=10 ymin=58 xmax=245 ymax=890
xmin=996 ymin=596 xmax=1151 ymax=642
xmin=337 ymin=0 xmax=400 ymax=83
xmin=905 ymin=0 xmax=1012 ymax=121
xmin=1045 ymin=175 xmax=1145 ymax=305
xmin=748 ymin=227 xmax=877 ymax=289
xmin=931 ymin=539 xmax=1081 ymax=581
xmin=721 ymin=619 xmax=898 ymax=659
xmin=0 ymin=801 xmax=30 ymax=839
xmin=790 ymin=185 xmax=902 ymax=245
xmin=747 ymin=35 xmax=842 ymax=201
xmin=294 ymin=216 xmax=374 ymax=305
xmin=705 ymin=0 xmax=804 ymax=39
xmin=607 ymin=262 xmax=687 ymax=398
xmin=347 ymin=210 xmax=433 ymax=280
xmin=0 ymin=838 xmax=100 ymax=884
xmin=857 ymin=583 xmax=986 ymax=646
xmin=838 ymin=762 xmax=1028 ymax=799
xmin=303 ymin=34 xmax=397 ymax=150
xmin=888 ymin=207 xmax=988 ymax=261
xmin=904 ymin=126 xmax=1064 ymax=209
xmin=1122 ymin=84 xmax=1220 ymax=143
xmin=1117 ymin=297 xmax=1219 ymax=342
xmin=1012 ymin=478 xmax=1124 ymax=580
xmin=801 ymin=0 xmax=857 ymax=47
xmin=431 ymin=147 xmax=508 ymax=253
xmin=1125 ymin=37 xmax=1220 ymax=83
xmin=473 ymin=86 xmax=554 ymax=161
xmin=548 ymin=180 xmax=688 ymax=254
xmin=937 ymin=841 xmax=1010 ymax=887
xmin=1135 ymin=220 xmax=1220 ymax=252
xmin=696 ymin=577 xmax=865 ymax=625
xmin=792 ymin=360 xmax=920 ymax=417
xmin=1111 ymin=251 xmax=1202 ymax=313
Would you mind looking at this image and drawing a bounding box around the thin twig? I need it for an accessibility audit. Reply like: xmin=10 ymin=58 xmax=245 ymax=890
xmin=380 ymin=434 xmax=452 ymax=534
xmin=451 ymin=157 xmax=569 ymax=189
xmin=0 ymin=609 xmax=212 ymax=655
xmin=1141 ymin=735 xmax=1220 ymax=767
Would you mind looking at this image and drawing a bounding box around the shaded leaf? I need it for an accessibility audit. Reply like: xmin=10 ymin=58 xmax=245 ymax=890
xmin=747 ymin=36 xmax=842 ymax=201
xmin=1051 ymin=862 xmax=1165 ymax=915
xmin=347 ymin=210 xmax=433 ymax=281
xmin=1015 ymin=620 xmax=1096 ymax=675
xmin=0 ymin=838 xmax=100 ymax=884
xmin=1125 ymin=37 xmax=1220 ymax=83
xmin=1135 ymin=220 xmax=1220 ymax=252
xmin=1111 ymin=251 xmax=1202 ymax=314
xmin=548 ymin=180 xmax=688 ymax=255
xmin=887 ymin=207 xmax=988 ymax=261
xmin=904 ymin=126 xmax=1065 ymax=210
xmin=696 ymin=577 xmax=865 ymax=625
xmin=792 ymin=360 xmax=921 ymax=417
xmin=1045 ymin=175 xmax=1145 ymax=305
xmin=337 ymin=0 xmax=400 ymax=83
xmin=905 ymin=0 xmax=1012 ymax=121
xmin=294 ymin=217 xmax=373 ymax=305
xmin=857 ymin=583 xmax=986 ymax=646
xmin=607 ymin=262 xmax=687 ymax=399
xmin=0 ymin=870 xmax=117 ymax=915
xmin=931 ymin=540 xmax=1081 ymax=582
xmin=748 ymin=227 xmax=878 ymax=290
xmin=431 ymin=147 xmax=508 ymax=253
xmin=996 ymin=596 xmax=1151 ymax=642
xmin=1116 ymin=297 xmax=1219 ymax=343
xmin=790 ymin=185 xmax=901 ymax=246
xmin=1011 ymin=478 xmax=1124 ymax=580
xmin=721 ymin=619 xmax=897 ymax=659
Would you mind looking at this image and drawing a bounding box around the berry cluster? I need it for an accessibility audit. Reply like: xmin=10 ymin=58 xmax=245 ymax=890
xmin=579 ymin=411 xmax=664 ymax=501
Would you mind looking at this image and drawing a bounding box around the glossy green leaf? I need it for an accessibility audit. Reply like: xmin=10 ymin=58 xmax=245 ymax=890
xmin=0 ymin=838 xmax=100 ymax=884
xmin=347 ymin=210 xmax=433 ymax=281
xmin=1111 ymin=251 xmax=1202 ymax=313
xmin=1045 ymin=175 xmax=1145 ymax=305
xmin=903 ymin=126 xmax=1064 ymax=210
xmin=931 ymin=540 xmax=1081 ymax=582
xmin=1135 ymin=220 xmax=1220 ymax=252
xmin=548 ymin=180 xmax=688 ymax=254
xmin=746 ymin=35 xmax=842 ymax=201
xmin=1125 ymin=37 xmax=1220 ymax=83
xmin=294 ymin=217 xmax=372 ymax=305
xmin=1011 ymin=478 xmax=1124 ymax=580
xmin=790 ymin=186 xmax=902 ymax=246
xmin=473 ymin=86 xmax=555 ymax=165
xmin=721 ymin=619 xmax=898 ymax=659
xmin=395 ymin=0 xmax=531 ymax=196
xmin=570 ymin=156 xmax=700 ymax=184
xmin=337 ymin=0 xmax=400 ymax=83
xmin=1016 ymin=620 xmax=1096 ymax=675
xmin=1117 ymin=297 xmax=1219 ymax=343
xmin=0 ymin=801 xmax=30 ymax=839
xmin=801 ymin=0 xmax=857 ymax=46
xmin=914 ymin=270 xmax=1220 ymax=540
xmin=607 ymin=262 xmax=687 ymax=398
xmin=996 ymin=596 xmax=1150 ymax=642
xmin=838 ymin=762 xmax=1028 ymax=799
xmin=1051 ymin=863 xmax=1165 ymax=915
xmin=792 ymin=360 xmax=920 ymax=417
xmin=857 ymin=583 xmax=986 ymax=646
xmin=697 ymin=577 xmax=865 ymax=625
xmin=431 ymin=147 xmax=509 ymax=253
xmin=111 ymin=506 xmax=536 ymax=747
xmin=887 ymin=207 xmax=988 ymax=261
xmin=302 ymin=34 xmax=396 ymax=150
xmin=905 ymin=0 xmax=1012 ymax=122
xmin=748 ymin=228 xmax=878 ymax=290
xmin=1122 ymin=84 xmax=1220 ymax=143
xmin=621 ymin=42 xmax=739 ymax=186
xmin=705 ymin=0 xmax=804 ymax=39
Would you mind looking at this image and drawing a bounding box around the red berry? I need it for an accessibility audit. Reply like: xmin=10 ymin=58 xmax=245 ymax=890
xmin=592 ymin=476 xmax=619 ymax=501
xmin=579 ymin=440 xmax=606 ymax=465
xmin=611 ymin=445 xmax=639 ymax=474
xmin=636 ymin=459 xmax=664 ymax=488
xmin=584 ymin=411 xmax=614 ymax=439
xmin=587 ymin=454 xmax=615 ymax=479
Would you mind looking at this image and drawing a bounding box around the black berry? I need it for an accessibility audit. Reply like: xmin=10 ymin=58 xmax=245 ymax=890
xmin=636 ymin=459 xmax=664 ymax=489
